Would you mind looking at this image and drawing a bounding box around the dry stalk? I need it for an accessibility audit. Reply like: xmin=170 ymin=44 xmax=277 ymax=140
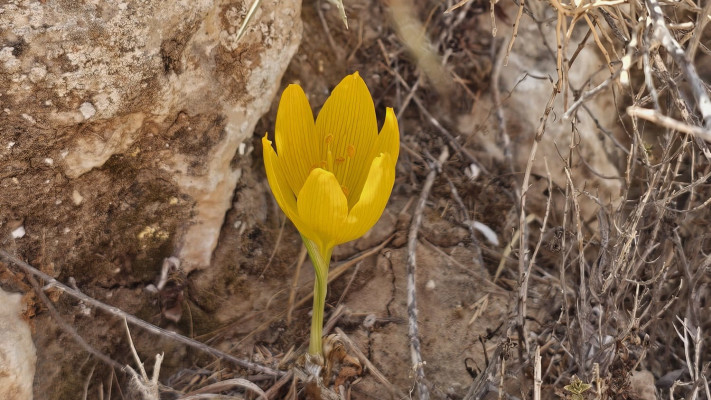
xmin=385 ymin=67 xmax=486 ymax=173
xmin=179 ymin=378 xmax=268 ymax=400
xmin=533 ymin=346 xmax=541 ymax=400
xmin=286 ymin=245 xmax=307 ymax=325
xmin=644 ymin=0 xmax=711 ymax=129
xmin=406 ymin=147 xmax=450 ymax=400
xmin=259 ymin=215 xmax=286 ymax=277
xmin=505 ymin=0 xmax=526 ymax=65
xmin=514 ymin=66 xmax=561 ymax=364
xmin=334 ymin=327 xmax=407 ymax=399
xmin=464 ymin=345 xmax=504 ymax=400
xmin=264 ymin=370 xmax=294 ymax=400
xmin=7 ymin=253 xmax=124 ymax=370
xmin=124 ymin=319 xmax=163 ymax=400
xmin=563 ymin=165 xmax=590 ymax=370
xmin=527 ymin=158 xmax=554 ymax=304
xmin=443 ymin=174 xmax=485 ymax=274
xmin=627 ymin=107 xmax=711 ymax=143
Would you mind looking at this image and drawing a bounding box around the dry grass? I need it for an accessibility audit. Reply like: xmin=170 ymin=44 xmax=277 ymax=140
xmin=388 ymin=0 xmax=711 ymax=398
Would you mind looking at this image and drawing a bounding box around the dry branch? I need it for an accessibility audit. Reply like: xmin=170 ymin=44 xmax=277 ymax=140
xmin=0 ymin=249 xmax=285 ymax=377
xmin=406 ymin=147 xmax=450 ymax=400
xmin=644 ymin=0 xmax=711 ymax=129
xmin=627 ymin=106 xmax=711 ymax=143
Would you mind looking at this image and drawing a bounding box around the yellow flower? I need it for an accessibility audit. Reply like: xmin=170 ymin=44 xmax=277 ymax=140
xmin=263 ymin=72 xmax=400 ymax=255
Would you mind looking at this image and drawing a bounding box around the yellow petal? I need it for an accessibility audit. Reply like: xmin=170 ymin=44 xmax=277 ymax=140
xmin=375 ymin=107 xmax=400 ymax=162
xmin=337 ymin=153 xmax=395 ymax=244
xmin=315 ymin=72 xmax=378 ymax=207
xmin=275 ymin=84 xmax=319 ymax=196
xmin=263 ymin=135 xmax=316 ymax=240
xmin=297 ymin=168 xmax=349 ymax=252
xmin=346 ymin=107 xmax=400 ymax=208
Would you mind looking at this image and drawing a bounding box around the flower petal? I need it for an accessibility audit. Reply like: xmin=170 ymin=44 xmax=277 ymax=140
xmin=297 ymin=168 xmax=349 ymax=252
xmin=375 ymin=107 xmax=400 ymax=162
xmin=275 ymin=84 xmax=319 ymax=196
xmin=263 ymin=135 xmax=316 ymax=240
xmin=346 ymin=107 xmax=400 ymax=208
xmin=315 ymin=72 xmax=378 ymax=207
xmin=337 ymin=152 xmax=396 ymax=244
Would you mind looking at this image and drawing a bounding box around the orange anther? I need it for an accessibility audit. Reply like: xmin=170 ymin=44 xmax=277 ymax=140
xmin=347 ymin=145 xmax=356 ymax=158
xmin=335 ymin=156 xmax=346 ymax=163
xmin=341 ymin=185 xmax=350 ymax=196
xmin=325 ymin=134 xmax=334 ymax=144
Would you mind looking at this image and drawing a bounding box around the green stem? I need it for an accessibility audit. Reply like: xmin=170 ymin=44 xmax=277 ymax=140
xmin=301 ymin=236 xmax=332 ymax=357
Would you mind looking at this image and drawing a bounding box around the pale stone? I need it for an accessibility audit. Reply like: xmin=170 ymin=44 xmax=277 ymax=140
xmin=78 ymin=102 xmax=96 ymax=120
xmin=0 ymin=288 xmax=36 ymax=400
xmin=1 ymin=0 xmax=302 ymax=275
xmin=21 ymin=114 xmax=35 ymax=124
xmin=629 ymin=370 xmax=656 ymax=400
xmin=11 ymin=226 xmax=25 ymax=239
xmin=457 ymin=16 xmax=622 ymax=219
xmin=72 ymin=189 xmax=83 ymax=205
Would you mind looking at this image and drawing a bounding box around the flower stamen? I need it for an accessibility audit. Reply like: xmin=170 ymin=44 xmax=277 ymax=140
xmin=330 ymin=144 xmax=356 ymax=202
xmin=325 ymin=134 xmax=335 ymax=171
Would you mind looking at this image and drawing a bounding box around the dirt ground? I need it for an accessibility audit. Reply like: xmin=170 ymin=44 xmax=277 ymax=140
xmin=2 ymin=0 xmax=711 ymax=399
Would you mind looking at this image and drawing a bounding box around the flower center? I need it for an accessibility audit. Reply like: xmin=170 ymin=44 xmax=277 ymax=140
xmin=313 ymin=134 xmax=355 ymax=197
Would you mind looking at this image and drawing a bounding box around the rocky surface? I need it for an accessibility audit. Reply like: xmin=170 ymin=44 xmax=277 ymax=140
xmin=0 ymin=0 xmax=302 ymax=279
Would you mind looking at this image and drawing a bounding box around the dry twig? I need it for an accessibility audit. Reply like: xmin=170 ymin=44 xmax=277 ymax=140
xmin=0 ymin=249 xmax=284 ymax=377
xmin=644 ymin=0 xmax=711 ymax=129
xmin=406 ymin=147 xmax=450 ymax=400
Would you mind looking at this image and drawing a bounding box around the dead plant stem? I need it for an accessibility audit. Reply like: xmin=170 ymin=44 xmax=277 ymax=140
xmin=644 ymin=0 xmax=711 ymax=129
xmin=406 ymin=147 xmax=449 ymax=400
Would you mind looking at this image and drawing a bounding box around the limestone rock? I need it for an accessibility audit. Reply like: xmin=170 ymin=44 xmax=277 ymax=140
xmin=0 ymin=288 xmax=36 ymax=400
xmin=629 ymin=370 xmax=657 ymax=400
xmin=0 ymin=0 xmax=302 ymax=274
xmin=457 ymin=12 xmax=622 ymax=220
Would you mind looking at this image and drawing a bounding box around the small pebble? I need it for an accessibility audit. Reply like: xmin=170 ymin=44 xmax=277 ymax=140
xmin=79 ymin=102 xmax=96 ymax=120
xmin=21 ymin=114 xmax=36 ymax=125
xmin=363 ymin=314 xmax=377 ymax=329
xmin=465 ymin=163 xmax=480 ymax=180
xmin=72 ymin=189 xmax=83 ymax=205
xmin=11 ymin=226 xmax=25 ymax=239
